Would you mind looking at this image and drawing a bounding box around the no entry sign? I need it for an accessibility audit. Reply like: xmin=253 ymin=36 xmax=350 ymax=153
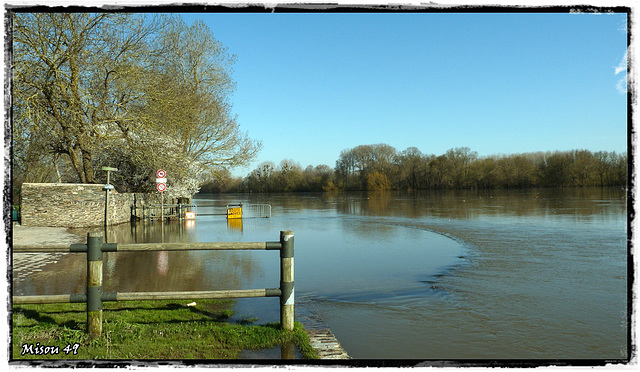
xmin=157 ymin=169 xmax=166 ymax=178
xmin=157 ymin=183 xmax=166 ymax=192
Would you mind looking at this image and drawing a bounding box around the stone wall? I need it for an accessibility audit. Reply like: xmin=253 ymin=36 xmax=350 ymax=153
xmin=20 ymin=183 xmax=135 ymax=228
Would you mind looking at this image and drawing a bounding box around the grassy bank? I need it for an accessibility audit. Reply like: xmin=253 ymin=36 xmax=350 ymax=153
xmin=12 ymin=299 xmax=318 ymax=360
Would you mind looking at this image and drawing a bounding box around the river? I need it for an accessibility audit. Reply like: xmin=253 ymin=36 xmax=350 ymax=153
xmin=13 ymin=187 xmax=629 ymax=361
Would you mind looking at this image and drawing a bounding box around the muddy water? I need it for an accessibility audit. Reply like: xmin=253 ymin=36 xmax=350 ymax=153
xmin=13 ymin=188 xmax=628 ymax=361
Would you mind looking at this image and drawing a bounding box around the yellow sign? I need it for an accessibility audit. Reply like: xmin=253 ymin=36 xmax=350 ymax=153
xmin=227 ymin=207 xmax=242 ymax=219
xmin=185 ymin=211 xmax=196 ymax=220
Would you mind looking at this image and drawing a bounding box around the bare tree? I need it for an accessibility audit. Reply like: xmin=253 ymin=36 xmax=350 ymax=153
xmin=13 ymin=13 xmax=161 ymax=183
xmin=12 ymin=13 xmax=261 ymax=196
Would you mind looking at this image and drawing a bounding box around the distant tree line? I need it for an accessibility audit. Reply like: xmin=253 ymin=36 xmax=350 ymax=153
xmin=200 ymin=160 xmax=336 ymax=193
xmin=199 ymin=144 xmax=628 ymax=193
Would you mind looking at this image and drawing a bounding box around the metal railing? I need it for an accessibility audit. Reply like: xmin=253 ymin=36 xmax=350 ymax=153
xmin=243 ymin=204 xmax=272 ymax=218
xmin=12 ymin=231 xmax=295 ymax=339
xmin=141 ymin=204 xmax=197 ymax=219
xmin=225 ymin=203 xmax=271 ymax=219
xmin=137 ymin=203 xmax=272 ymax=219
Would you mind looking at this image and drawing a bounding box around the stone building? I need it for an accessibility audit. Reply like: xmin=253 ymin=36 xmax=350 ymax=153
xmin=20 ymin=183 xmax=135 ymax=228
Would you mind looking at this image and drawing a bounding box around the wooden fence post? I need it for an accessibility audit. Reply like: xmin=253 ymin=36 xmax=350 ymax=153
xmin=87 ymin=232 xmax=104 ymax=339
xmin=279 ymin=230 xmax=294 ymax=331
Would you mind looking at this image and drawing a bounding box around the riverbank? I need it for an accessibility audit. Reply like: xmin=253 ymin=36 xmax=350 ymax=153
xmin=11 ymin=299 xmax=318 ymax=361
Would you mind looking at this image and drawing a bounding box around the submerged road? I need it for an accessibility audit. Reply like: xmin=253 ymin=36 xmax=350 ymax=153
xmin=11 ymin=223 xmax=86 ymax=279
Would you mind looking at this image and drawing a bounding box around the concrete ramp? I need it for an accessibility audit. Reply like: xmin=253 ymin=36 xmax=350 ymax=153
xmin=305 ymin=328 xmax=350 ymax=359
xmin=296 ymin=297 xmax=350 ymax=359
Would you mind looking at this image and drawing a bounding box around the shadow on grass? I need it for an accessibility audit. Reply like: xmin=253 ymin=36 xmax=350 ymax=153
xmin=15 ymin=300 xmax=233 ymax=330
xmin=59 ymin=320 xmax=83 ymax=330
xmin=14 ymin=308 xmax=59 ymax=326
xmin=101 ymin=302 xmax=233 ymax=323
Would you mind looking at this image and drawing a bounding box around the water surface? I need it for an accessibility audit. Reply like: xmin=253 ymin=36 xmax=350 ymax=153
xmin=13 ymin=188 xmax=628 ymax=361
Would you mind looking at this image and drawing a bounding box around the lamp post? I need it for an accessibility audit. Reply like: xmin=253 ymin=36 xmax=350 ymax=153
xmin=102 ymin=167 xmax=118 ymax=229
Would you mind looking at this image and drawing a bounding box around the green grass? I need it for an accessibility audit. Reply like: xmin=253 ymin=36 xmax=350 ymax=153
xmin=12 ymin=300 xmax=319 ymax=360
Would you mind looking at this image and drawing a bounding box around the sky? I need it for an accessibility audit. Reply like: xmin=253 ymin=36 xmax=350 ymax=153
xmin=178 ymin=10 xmax=629 ymax=176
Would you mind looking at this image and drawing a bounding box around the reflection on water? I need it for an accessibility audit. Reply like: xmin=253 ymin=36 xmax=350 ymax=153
xmin=227 ymin=218 xmax=243 ymax=231
xmin=240 ymin=342 xmax=301 ymax=359
xmin=14 ymin=217 xmax=269 ymax=296
xmin=13 ymin=187 xmax=628 ymax=361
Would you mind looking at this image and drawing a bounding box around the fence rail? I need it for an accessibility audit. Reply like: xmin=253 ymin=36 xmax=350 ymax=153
xmin=12 ymin=230 xmax=295 ymax=339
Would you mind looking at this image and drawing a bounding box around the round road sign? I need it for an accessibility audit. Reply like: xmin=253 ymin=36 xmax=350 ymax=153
xmin=157 ymin=183 xmax=166 ymax=192
xmin=157 ymin=169 xmax=166 ymax=178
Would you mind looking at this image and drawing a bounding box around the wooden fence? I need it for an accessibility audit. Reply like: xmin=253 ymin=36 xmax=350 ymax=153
xmin=12 ymin=231 xmax=295 ymax=339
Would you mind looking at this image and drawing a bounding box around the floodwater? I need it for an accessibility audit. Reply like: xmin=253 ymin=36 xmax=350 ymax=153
xmin=13 ymin=188 xmax=629 ymax=361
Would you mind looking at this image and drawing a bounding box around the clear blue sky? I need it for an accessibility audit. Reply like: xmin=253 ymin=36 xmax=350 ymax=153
xmin=180 ymin=11 xmax=628 ymax=176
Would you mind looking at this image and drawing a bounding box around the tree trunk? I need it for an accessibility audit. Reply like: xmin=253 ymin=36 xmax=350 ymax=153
xmin=82 ymin=148 xmax=95 ymax=183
